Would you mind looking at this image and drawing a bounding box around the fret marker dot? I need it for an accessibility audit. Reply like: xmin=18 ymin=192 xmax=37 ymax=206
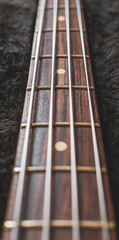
xmin=55 ymin=141 xmax=67 ymax=152
xmin=57 ymin=69 xmax=65 ymax=75
xmin=58 ymin=16 xmax=65 ymax=21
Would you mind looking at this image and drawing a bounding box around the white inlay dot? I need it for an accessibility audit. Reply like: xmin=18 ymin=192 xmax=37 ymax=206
xmin=55 ymin=141 xmax=67 ymax=152
xmin=58 ymin=16 xmax=65 ymax=21
xmin=56 ymin=69 xmax=66 ymax=75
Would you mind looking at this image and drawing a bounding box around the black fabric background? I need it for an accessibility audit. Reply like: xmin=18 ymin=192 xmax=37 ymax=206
xmin=0 ymin=0 xmax=119 ymax=237
xmin=0 ymin=0 xmax=38 ymax=232
xmin=83 ymin=0 xmax=119 ymax=236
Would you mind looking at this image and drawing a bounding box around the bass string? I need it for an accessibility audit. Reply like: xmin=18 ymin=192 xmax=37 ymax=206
xmin=41 ymin=0 xmax=58 ymax=240
xmin=75 ymin=0 xmax=110 ymax=239
xmin=9 ymin=0 xmax=47 ymax=240
xmin=65 ymin=0 xmax=80 ymax=239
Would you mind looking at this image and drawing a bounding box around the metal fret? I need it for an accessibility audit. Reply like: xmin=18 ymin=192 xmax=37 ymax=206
xmin=35 ymin=28 xmax=86 ymax=33
xmin=4 ymin=220 xmax=116 ymax=230
xmin=9 ymin=1 xmax=46 ymax=240
xmin=26 ymin=85 xmax=95 ymax=91
xmin=41 ymin=1 xmax=58 ymax=240
xmin=13 ymin=166 xmax=107 ymax=174
xmin=31 ymin=54 xmax=90 ymax=59
xmin=65 ymin=1 xmax=80 ymax=239
xmin=21 ymin=122 xmax=100 ymax=128
xmin=76 ymin=0 xmax=110 ymax=240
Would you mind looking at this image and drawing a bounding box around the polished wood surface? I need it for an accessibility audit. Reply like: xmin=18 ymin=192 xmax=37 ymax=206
xmin=2 ymin=0 xmax=117 ymax=239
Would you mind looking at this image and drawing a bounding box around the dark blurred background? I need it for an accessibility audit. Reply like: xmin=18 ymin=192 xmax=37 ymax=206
xmin=0 ymin=0 xmax=38 ymax=232
xmin=0 ymin=0 xmax=119 ymax=237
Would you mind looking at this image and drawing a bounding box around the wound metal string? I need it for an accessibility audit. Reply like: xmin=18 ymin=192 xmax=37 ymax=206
xmin=9 ymin=1 xmax=46 ymax=240
xmin=75 ymin=0 xmax=110 ymax=239
xmin=65 ymin=0 xmax=80 ymax=239
xmin=41 ymin=1 xmax=58 ymax=240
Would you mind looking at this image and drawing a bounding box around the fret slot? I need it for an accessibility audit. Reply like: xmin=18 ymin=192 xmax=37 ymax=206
xmin=13 ymin=166 xmax=107 ymax=174
xmin=21 ymin=122 xmax=100 ymax=128
xmin=4 ymin=220 xmax=116 ymax=230
xmin=31 ymin=54 xmax=90 ymax=59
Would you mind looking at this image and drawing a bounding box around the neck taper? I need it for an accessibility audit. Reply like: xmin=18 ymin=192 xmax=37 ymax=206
xmin=2 ymin=0 xmax=117 ymax=240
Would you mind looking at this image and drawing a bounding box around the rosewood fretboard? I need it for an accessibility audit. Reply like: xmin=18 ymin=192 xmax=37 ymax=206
xmin=2 ymin=0 xmax=117 ymax=240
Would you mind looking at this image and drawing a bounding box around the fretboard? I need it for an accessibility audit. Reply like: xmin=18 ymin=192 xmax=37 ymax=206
xmin=2 ymin=0 xmax=117 ymax=240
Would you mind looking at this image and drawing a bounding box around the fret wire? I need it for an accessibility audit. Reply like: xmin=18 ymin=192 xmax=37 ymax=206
xmin=26 ymin=85 xmax=95 ymax=91
xmin=4 ymin=220 xmax=116 ymax=230
xmin=35 ymin=28 xmax=86 ymax=33
xmin=41 ymin=1 xmax=58 ymax=240
xmin=75 ymin=0 xmax=110 ymax=240
xmin=65 ymin=1 xmax=80 ymax=240
xmin=9 ymin=1 xmax=47 ymax=240
xmin=21 ymin=122 xmax=100 ymax=128
xmin=31 ymin=54 xmax=90 ymax=59
xmin=13 ymin=166 xmax=107 ymax=174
